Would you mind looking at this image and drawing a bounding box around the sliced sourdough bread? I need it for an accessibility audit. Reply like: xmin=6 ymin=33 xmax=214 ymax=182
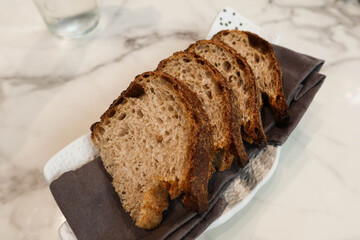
xmin=91 ymin=71 xmax=212 ymax=230
xmin=212 ymin=30 xmax=290 ymax=124
xmin=157 ymin=51 xmax=244 ymax=171
xmin=187 ymin=40 xmax=266 ymax=157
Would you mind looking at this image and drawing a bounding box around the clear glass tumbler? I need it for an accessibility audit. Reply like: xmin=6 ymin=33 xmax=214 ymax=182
xmin=34 ymin=0 xmax=100 ymax=38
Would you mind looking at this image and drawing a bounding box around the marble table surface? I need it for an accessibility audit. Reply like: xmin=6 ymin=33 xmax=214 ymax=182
xmin=1 ymin=0 xmax=360 ymax=239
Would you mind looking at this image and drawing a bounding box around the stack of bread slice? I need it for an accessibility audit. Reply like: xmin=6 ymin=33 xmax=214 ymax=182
xmin=91 ymin=30 xmax=290 ymax=230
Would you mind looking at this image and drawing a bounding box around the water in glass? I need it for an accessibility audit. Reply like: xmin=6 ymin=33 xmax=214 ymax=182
xmin=34 ymin=0 xmax=100 ymax=38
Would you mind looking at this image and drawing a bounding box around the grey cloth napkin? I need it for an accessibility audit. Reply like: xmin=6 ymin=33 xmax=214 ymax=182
xmin=50 ymin=44 xmax=325 ymax=240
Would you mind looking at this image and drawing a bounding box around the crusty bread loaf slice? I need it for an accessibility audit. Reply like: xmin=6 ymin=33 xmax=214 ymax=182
xmin=212 ymin=30 xmax=290 ymax=124
xmin=157 ymin=51 xmax=246 ymax=171
xmin=187 ymin=40 xmax=266 ymax=158
xmin=91 ymin=71 xmax=212 ymax=229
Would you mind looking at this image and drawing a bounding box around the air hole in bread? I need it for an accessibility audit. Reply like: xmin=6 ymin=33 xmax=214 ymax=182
xmin=236 ymin=71 xmax=241 ymax=77
xmin=168 ymin=105 xmax=174 ymax=111
xmin=118 ymin=113 xmax=126 ymax=120
xmin=198 ymin=60 xmax=205 ymax=65
xmin=165 ymin=130 xmax=170 ymax=136
xmin=104 ymin=120 xmax=110 ymax=125
xmin=254 ymin=53 xmax=260 ymax=63
xmin=248 ymin=34 xmax=267 ymax=54
xmin=205 ymin=71 xmax=211 ymax=78
xmin=156 ymin=135 xmax=163 ymax=143
xmin=119 ymin=127 xmax=129 ymax=136
xmin=108 ymin=109 xmax=116 ymax=118
xmin=223 ymin=61 xmax=231 ymax=72
xmin=237 ymin=77 xmax=244 ymax=88
xmin=113 ymin=98 xmax=124 ymax=106
xmin=217 ymin=81 xmax=224 ymax=90
xmin=98 ymin=126 xmax=105 ymax=134
xmin=132 ymin=109 xmax=135 ymax=113
xmin=137 ymin=109 xmax=144 ymax=118
xmin=150 ymin=87 xmax=155 ymax=94
xmin=214 ymin=83 xmax=223 ymax=96
xmin=229 ymin=75 xmax=235 ymax=83
xmin=169 ymin=94 xmax=175 ymax=101
xmin=156 ymin=117 xmax=163 ymax=123
xmin=192 ymin=114 xmax=199 ymax=124
xmin=232 ymin=41 xmax=236 ymax=45
xmin=206 ymin=90 xmax=212 ymax=99
xmin=183 ymin=58 xmax=190 ymax=63
xmin=143 ymin=74 xmax=150 ymax=78
xmin=125 ymin=83 xmax=145 ymax=98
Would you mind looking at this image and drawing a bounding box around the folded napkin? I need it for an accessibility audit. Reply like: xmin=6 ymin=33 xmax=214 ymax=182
xmin=50 ymin=45 xmax=325 ymax=240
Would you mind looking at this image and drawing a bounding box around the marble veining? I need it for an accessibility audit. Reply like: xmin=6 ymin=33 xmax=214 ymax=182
xmin=1 ymin=0 xmax=360 ymax=239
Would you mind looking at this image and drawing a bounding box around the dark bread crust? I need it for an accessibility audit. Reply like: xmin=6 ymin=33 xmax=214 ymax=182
xmin=157 ymin=51 xmax=236 ymax=171
xmin=91 ymin=71 xmax=212 ymax=219
xmin=213 ymin=30 xmax=290 ymax=124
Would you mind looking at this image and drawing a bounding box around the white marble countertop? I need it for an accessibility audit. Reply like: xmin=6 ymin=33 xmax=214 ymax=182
xmin=1 ymin=0 xmax=360 ymax=239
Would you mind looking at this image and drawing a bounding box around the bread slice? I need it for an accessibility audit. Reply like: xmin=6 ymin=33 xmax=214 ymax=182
xmin=212 ymin=30 xmax=290 ymax=124
xmin=187 ymin=40 xmax=266 ymax=156
xmin=91 ymin=71 xmax=212 ymax=230
xmin=157 ymin=51 xmax=246 ymax=171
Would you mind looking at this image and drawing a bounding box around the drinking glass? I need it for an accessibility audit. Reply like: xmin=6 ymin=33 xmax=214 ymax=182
xmin=34 ymin=0 xmax=100 ymax=38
